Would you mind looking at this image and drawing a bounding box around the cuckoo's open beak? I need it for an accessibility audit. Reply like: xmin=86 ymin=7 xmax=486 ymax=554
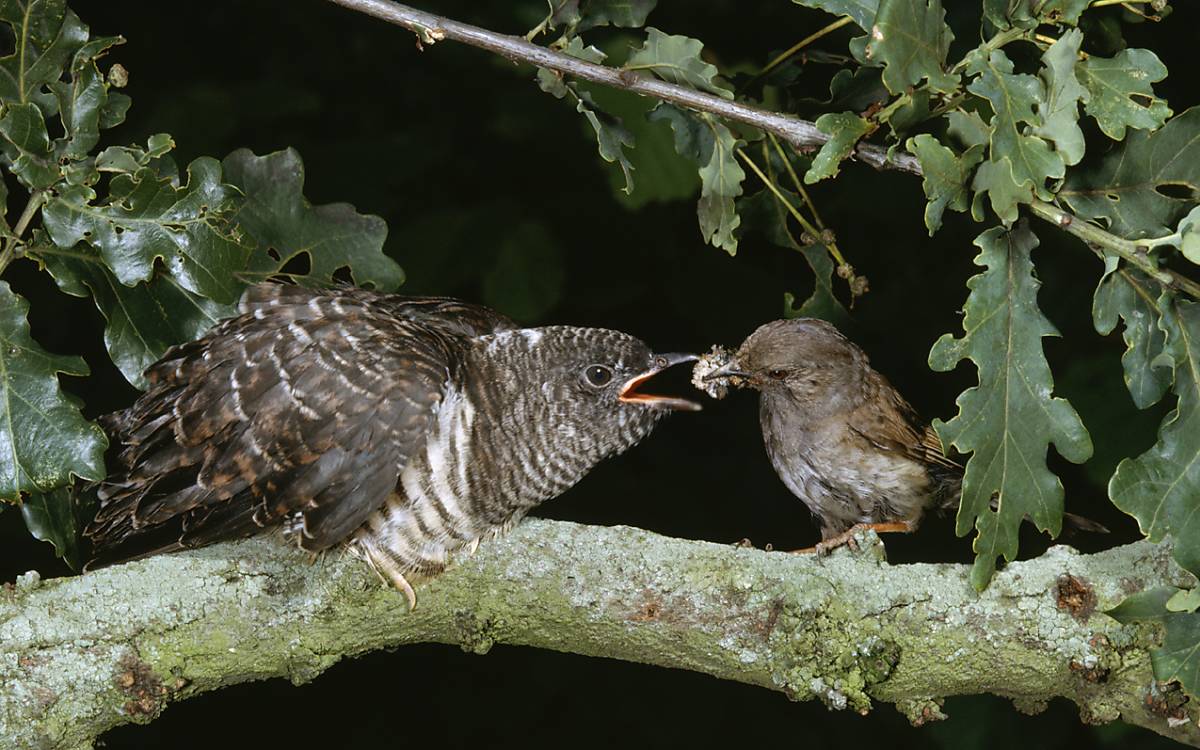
xmin=619 ymin=353 xmax=703 ymax=411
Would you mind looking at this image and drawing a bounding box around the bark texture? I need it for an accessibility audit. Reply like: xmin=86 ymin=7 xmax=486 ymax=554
xmin=1 ymin=520 xmax=1197 ymax=748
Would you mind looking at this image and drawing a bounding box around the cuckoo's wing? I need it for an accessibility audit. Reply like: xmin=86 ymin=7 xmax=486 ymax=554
xmin=86 ymin=284 xmax=510 ymax=567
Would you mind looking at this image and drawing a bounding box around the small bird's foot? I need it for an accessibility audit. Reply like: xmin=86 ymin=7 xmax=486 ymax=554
xmin=791 ymin=521 xmax=913 ymax=555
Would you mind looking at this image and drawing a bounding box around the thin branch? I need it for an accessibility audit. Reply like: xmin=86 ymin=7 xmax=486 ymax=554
xmin=3 ymin=520 xmax=1198 ymax=746
xmin=1028 ymin=199 xmax=1200 ymax=300
xmin=322 ymin=0 xmax=1198 ymax=301
xmin=0 ymin=189 xmax=45 ymax=275
xmin=323 ymin=0 xmax=921 ymax=175
xmin=740 ymin=16 xmax=854 ymax=92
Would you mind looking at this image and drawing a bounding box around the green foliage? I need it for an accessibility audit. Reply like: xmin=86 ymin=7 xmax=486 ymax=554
xmin=535 ymin=38 xmax=637 ymax=194
xmin=1108 ymin=298 xmax=1200 ymax=577
xmin=0 ymin=0 xmax=401 ymax=560
xmin=535 ymin=0 xmax=658 ymax=36
xmin=1109 ymin=587 xmax=1200 ymax=698
xmin=1092 ymin=264 xmax=1170 ymax=410
xmin=1077 ymin=49 xmax=1171 ymax=141
xmin=221 ymin=148 xmax=402 ymax=290
xmin=865 ymin=0 xmax=957 ymax=95
xmin=0 ymin=280 xmax=106 ymax=500
xmin=1062 ymin=107 xmax=1200 ymax=239
xmin=929 ymin=223 xmax=1092 ymax=589
xmin=804 ymin=112 xmax=871 ymax=184
xmin=965 ymin=49 xmax=1064 ymax=218
xmin=738 ymin=188 xmax=848 ymax=324
xmin=907 ymin=134 xmax=982 ymax=234
xmin=20 ymin=486 xmax=91 ymax=570
xmin=648 ymin=103 xmax=745 ymax=254
xmin=42 ymin=158 xmax=251 ymax=303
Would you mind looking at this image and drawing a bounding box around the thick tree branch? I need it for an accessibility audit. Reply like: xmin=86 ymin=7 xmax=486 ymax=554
xmin=2 ymin=520 xmax=1198 ymax=748
xmin=323 ymin=0 xmax=920 ymax=175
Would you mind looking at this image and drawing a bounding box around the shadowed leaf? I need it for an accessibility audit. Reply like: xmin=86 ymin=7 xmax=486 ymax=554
xmin=648 ymin=103 xmax=744 ymax=254
xmin=20 ymin=485 xmax=92 ymax=569
xmin=804 ymin=112 xmax=871 ymax=184
xmin=222 ymin=148 xmax=404 ymax=291
xmin=738 ymin=188 xmax=848 ymax=325
xmin=1062 ymin=107 xmax=1200 ymax=240
xmin=540 ymin=0 xmax=657 ymax=34
xmin=1109 ymin=587 xmax=1200 ymax=699
xmin=790 ymin=0 xmax=879 ymax=31
xmin=35 ymin=242 xmax=230 ymax=389
xmin=1109 ymin=297 xmax=1200 ymax=580
xmin=537 ymin=39 xmax=636 ymax=194
xmin=929 ymin=223 xmax=1092 ymax=589
xmin=1093 ymin=263 xmax=1170 ymax=410
xmin=0 ymin=102 xmax=58 ymax=189
xmin=907 ymin=134 xmax=983 ymax=234
xmin=42 ymin=157 xmax=250 ymax=304
xmin=1078 ymin=49 xmax=1171 ymax=141
xmin=0 ymin=281 xmax=106 ymax=502
xmin=866 ymin=0 xmax=958 ymax=95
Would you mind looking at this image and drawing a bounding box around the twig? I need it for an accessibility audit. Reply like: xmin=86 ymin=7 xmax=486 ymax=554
xmin=323 ymin=0 xmax=922 ymax=175
xmin=1028 ymin=199 xmax=1200 ymax=300
xmin=740 ymin=16 xmax=854 ymax=92
xmin=0 ymin=189 xmax=45 ymax=275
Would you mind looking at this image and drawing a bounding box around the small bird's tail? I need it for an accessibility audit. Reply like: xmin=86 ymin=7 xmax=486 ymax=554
xmin=1062 ymin=511 xmax=1110 ymax=535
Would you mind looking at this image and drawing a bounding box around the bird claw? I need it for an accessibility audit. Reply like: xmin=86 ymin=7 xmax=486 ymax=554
xmin=790 ymin=521 xmax=912 ymax=556
xmin=353 ymin=540 xmax=419 ymax=610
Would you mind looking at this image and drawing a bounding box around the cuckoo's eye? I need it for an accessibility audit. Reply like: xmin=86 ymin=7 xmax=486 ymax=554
xmin=767 ymin=369 xmax=789 ymax=380
xmin=584 ymin=364 xmax=614 ymax=387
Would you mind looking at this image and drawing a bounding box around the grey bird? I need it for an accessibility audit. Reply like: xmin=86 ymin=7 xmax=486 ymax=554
xmin=703 ymin=318 xmax=959 ymax=551
xmin=86 ymin=283 xmax=700 ymax=606
xmin=703 ymin=318 xmax=1103 ymax=552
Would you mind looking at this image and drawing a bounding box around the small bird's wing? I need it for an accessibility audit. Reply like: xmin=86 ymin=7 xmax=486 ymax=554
xmin=86 ymin=284 xmax=514 ymax=567
xmin=850 ymin=373 xmax=962 ymax=474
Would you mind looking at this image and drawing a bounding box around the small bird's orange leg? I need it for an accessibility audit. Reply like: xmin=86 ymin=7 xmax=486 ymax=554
xmin=791 ymin=521 xmax=914 ymax=555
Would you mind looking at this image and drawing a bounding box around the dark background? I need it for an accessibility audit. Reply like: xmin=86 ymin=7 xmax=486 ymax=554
xmin=1 ymin=1 xmax=1193 ymax=747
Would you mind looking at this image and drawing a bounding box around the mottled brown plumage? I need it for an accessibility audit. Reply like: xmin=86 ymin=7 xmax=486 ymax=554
xmin=87 ymin=283 xmax=699 ymax=604
xmin=704 ymin=318 xmax=962 ymax=549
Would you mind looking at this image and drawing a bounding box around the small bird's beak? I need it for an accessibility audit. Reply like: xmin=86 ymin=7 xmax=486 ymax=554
xmin=619 ymin=352 xmax=703 ymax=412
xmin=702 ymin=358 xmax=750 ymax=381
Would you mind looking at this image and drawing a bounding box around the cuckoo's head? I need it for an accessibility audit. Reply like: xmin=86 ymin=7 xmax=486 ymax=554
xmin=474 ymin=326 xmax=700 ymax=462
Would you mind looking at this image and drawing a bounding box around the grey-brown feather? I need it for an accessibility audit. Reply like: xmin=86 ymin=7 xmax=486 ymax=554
xmin=732 ymin=318 xmax=962 ymax=539
xmin=87 ymin=284 xmax=670 ymax=583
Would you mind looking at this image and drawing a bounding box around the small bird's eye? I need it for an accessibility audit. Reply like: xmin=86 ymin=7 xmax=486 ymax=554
xmin=768 ymin=369 xmax=789 ymax=380
xmin=585 ymin=365 xmax=614 ymax=387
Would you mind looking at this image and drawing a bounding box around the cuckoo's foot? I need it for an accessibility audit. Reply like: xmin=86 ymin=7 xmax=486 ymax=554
xmin=353 ymin=540 xmax=419 ymax=610
xmin=791 ymin=521 xmax=914 ymax=555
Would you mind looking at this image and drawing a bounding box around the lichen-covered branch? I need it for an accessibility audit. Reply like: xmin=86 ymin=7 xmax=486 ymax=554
xmin=1 ymin=520 xmax=1197 ymax=749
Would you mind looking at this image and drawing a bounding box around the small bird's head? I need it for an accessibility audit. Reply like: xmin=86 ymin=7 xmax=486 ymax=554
xmin=474 ymin=326 xmax=701 ymax=465
xmin=707 ymin=318 xmax=867 ymax=416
